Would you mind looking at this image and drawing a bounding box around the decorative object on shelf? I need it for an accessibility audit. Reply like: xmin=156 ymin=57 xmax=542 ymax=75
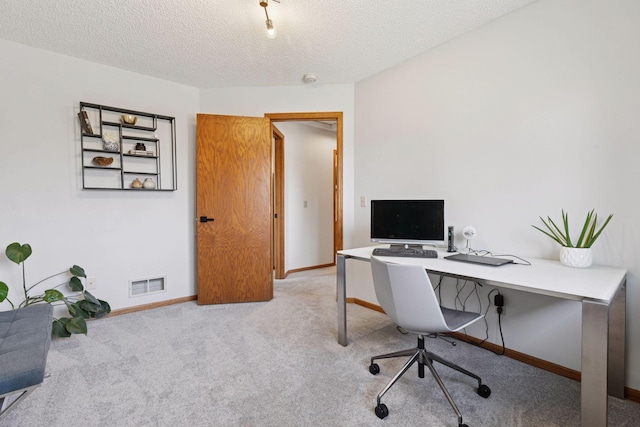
xmin=92 ymin=156 xmax=113 ymax=166
xmin=0 ymin=242 xmax=111 ymax=337
xmin=77 ymin=110 xmax=93 ymax=134
xmin=102 ymin=131 xmax=120 ymax=152
xmin=131 ymin=178 xmax=143 ymax=188
xmin=532 ymin=209 xmax=613 ymax=268
xmin=135 ymin=142 xmax=147 ymax=151
xmin=128 ymin=149 xmax=154 ymax=156
xmin=143 ymin=178 xmax=156 ymax=189
xmin=121 ymin=114 xmax=137 ymax=125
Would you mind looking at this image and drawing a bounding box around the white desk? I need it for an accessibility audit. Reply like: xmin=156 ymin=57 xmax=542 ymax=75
xmin=336 ymin=246 xmax=627 ymax=427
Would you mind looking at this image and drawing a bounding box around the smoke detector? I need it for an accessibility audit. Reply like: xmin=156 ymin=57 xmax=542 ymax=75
xmin=303 ymin=73 xmax=318 ymax=84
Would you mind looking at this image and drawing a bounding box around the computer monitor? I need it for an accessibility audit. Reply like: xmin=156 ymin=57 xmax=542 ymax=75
xmin=370 ymin=199 xmax=445 ymax=248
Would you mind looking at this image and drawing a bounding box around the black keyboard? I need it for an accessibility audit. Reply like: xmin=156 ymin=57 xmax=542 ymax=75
xmin=372 ymin=247 xmax=438 ymax=258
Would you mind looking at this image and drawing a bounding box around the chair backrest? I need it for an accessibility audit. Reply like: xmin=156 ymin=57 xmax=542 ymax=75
xmin=370 ymin=256 xmax=451 ymax=334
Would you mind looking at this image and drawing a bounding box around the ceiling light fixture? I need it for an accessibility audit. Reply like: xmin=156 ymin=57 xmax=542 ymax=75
xmin=259 ymin=1 xmax=277 ymax=39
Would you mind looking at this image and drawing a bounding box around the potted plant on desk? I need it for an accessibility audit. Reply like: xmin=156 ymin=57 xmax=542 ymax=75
xmin=532 ymin=209 xmax=613 ymax=268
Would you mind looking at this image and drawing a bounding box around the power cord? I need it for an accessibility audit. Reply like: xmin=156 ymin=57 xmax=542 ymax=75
xmin=458 ymin=285 xmax=506 ymax=356
xmin=491 ymin=253 xmax=531 ymax=266
xmin=433 ymin=275 xmax=444 ymax=302
xmin=455 ymin=279 xmax=470 ymax=310
xmin=433 ymin=275 xmax=507 ymax=355
xmin=461 ymin=280 xmax=482 ymax=309
xmin=461 ymin=287 xmax=495 ymax=345
xmin=458 ymin=247 xmax=532 ymax=266
xmin=495 ymin=308 xmax=506 ymax=355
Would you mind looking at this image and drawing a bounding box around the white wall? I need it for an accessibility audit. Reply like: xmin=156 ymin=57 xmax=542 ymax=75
xmin=0 ymin=39 xmax=198 ymax=311
xmin=353 ymin=0 xmax=640 ymax=388
xmin=275 ymin=122 xmax=335 ymax=271
xmin=0 ymin=39 xmax=355 ymax=313
xmin=199 ymin=85 xmax=355 ymax=250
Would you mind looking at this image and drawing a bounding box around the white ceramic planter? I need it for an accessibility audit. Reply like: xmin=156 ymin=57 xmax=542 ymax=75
xmin=559 ymin=247 xmax=592 ymax=268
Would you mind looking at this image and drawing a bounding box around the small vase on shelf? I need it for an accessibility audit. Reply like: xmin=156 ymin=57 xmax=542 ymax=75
xmin=143 ymin=178 xmax=156 ymax=189
xmin=102 ymin=131 xmax=119 ymax=152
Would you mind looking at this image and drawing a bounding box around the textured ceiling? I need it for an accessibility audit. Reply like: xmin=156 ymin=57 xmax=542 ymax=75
xmin=0 ymin=0 xmax=538 ymax=88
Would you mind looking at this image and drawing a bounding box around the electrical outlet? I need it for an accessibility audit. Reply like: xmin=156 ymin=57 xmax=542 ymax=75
xmin=86 ymin=277 xmax=97 ymax=290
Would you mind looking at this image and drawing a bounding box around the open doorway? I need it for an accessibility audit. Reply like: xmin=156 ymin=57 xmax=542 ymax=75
xmin=266 ymin=112 xmax=343 ymax=279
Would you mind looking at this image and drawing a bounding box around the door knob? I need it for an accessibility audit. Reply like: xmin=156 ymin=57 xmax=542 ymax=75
xmin=199 ymin=216 xmax=215 ymax=223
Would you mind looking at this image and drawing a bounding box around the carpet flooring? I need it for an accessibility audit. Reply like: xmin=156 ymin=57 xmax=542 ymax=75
xmin=2 ymin=266 xmax=639 ymax=426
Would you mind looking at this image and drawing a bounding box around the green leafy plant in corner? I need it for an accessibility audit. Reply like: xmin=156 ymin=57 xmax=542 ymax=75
xmin=0 ymin=242 xmax=111 ymax=337
xmin=532 ymin=209 xmax=613 ymax=248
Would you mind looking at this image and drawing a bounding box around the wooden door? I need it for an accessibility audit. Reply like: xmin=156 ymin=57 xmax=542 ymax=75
xmin=196 ymin=114 xmax=273 ymax=304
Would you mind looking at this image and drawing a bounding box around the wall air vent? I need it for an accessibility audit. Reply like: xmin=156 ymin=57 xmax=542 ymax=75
xmin=129 ymin=277 xmax=166 ymax=297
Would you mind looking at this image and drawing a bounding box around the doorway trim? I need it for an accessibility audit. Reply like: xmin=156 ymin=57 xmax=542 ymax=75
xmin=272 ymin=124 xmax=285 ymax=279
xmin=265 ymin=112 xmax=344 ymax=279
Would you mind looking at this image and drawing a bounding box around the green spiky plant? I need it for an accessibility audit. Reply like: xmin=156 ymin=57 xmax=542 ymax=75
xmin=532 ymin=209 xmax=613 ymax=248
xmin=0 ymin=242 xmax=111 ymax=337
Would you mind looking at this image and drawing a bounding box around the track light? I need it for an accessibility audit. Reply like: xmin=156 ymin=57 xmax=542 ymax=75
xmin=260 ymin=1 xmax=277 ymax=38
xmin=265 ymin=18 xmax=276 ymax=38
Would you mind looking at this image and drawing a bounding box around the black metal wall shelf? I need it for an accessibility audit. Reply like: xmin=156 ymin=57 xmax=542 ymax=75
xmin=79 ymin=102 xmax=177 ymax=191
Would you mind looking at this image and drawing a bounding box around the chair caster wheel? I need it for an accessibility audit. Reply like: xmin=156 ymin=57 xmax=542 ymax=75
xmin=375 ymin=403 xmax=389 ymax=419
xmin=477 ymin=384 xmax=491 ymax=398
xmin=369 ymin=363 xmax=380 ymax=375
xmin=459 ymin=424 xmax=469 ymax=427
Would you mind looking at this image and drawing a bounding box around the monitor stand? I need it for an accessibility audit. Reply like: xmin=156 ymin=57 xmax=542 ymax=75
xmin=389 ymin=244 xmax=423 ymax=250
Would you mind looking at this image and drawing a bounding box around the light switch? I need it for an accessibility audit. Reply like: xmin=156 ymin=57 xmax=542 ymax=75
xmin=304 ymin=200 xmax=308 ymax=208
xmin=360 ymin=196 xmax=366 ymax=207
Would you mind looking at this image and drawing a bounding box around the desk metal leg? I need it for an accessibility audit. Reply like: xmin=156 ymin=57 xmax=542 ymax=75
xmin=581 ymin=280 xmax=626 ymax=427
xmin=337 ymin=254 xmax=348 ymax=346
xmin=581 ymin=300 xmax=609 ymax=427
xmin=608 ymin=280 xmax=626 ymax=398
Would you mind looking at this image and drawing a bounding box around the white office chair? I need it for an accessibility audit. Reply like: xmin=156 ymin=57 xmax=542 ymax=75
xmin=368 ymin=257 xmax=491 ymax=427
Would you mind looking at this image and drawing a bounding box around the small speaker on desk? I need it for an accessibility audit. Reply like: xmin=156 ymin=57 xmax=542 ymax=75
xmin=447 ymin=226 xmax=455 ymax=252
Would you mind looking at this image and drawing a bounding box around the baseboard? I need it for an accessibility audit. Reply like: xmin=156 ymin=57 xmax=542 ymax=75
xmin=625 ymin=386 xmax=640 ymax=402
xmin=449 ymin=332 xmax=582 ymax=380
xmin=108 ymin=295 xmax=197 ymax=317
xmin=349 ymin=299 xmax=640 ymax=403
xmin=349 ymin=297 xmax=385 ymax=313
xmin=284 ymin=262 xmax=335 ymax=277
